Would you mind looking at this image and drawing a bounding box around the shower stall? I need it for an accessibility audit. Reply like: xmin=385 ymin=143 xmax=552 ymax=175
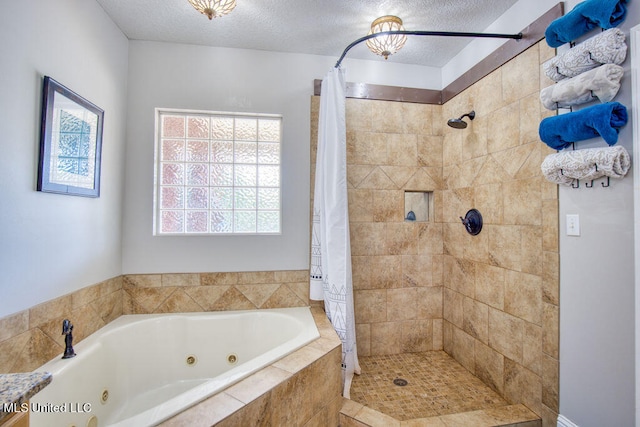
xmin=311 ymin=36 xmax=559 ymax=426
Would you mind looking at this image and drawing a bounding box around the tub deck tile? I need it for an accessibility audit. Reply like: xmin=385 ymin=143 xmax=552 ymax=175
xmin=225 ymin=366 xmax=292 ymax=404
xmin=273 ymin=345 xmax=325 ymax=373
xmin=161 ymin=392 xmax=244 ymax=427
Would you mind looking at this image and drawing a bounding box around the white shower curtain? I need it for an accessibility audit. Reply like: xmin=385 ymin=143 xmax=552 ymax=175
xmin=310 ymin=67 xmax=361 ymax=398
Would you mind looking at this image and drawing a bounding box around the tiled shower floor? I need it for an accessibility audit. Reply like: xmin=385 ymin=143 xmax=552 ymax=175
xmin=349 ymin=351 xmax=508 ymax=421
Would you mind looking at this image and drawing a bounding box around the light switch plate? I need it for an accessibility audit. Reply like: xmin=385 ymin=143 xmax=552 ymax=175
xmin=566 ymin=214 xmax=580 ymax=236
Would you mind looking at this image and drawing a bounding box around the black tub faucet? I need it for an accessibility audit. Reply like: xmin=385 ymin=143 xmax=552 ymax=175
xmin=62 ymin=319 xmax=76 ymax=359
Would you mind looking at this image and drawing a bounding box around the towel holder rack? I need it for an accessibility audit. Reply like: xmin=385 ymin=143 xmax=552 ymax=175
xmin=557 ymin=144 xmax=611 ymax=189
xmin=562 ymin=165 xmax=611 ymax=189
xmin=586 ymin=164 xmax=598 ymax=187
xmin=585 ymin=177 xmax=610 ymax=187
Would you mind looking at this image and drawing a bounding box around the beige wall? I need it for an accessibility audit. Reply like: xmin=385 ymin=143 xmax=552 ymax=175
xmin=311 ymin=40 xmax=559 ymax=426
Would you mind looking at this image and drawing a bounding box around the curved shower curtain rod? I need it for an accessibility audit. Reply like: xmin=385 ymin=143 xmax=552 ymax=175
xmin=334 ymin=30 xmax=523 ymax=68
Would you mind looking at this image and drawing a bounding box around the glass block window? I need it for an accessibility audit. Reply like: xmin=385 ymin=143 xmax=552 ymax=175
xmin=154 ymin=109 xmax=282 ymax=235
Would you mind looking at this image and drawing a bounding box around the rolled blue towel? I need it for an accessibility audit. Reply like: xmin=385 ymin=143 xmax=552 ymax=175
xmin=538 ymin=102 xmax=628 ymax=149
xmin=545 ymin=0 xmax=629 ymax=48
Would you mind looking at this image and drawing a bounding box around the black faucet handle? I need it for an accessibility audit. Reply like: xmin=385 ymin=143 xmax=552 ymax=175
xmin=61 ymin=319 xmax=76 ymax=359
xmin=62 ymin=319 xmax=73 ymax=335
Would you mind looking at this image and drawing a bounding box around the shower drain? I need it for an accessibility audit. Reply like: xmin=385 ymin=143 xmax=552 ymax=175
xmin=393 ymin=378 xmax=408 ymax=387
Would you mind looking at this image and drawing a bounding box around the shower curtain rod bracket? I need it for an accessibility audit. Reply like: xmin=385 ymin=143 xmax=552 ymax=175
xmin=334 ymin=30 xmax=523 ymax=68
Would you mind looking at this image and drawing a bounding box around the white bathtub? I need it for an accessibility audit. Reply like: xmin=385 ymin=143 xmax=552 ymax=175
xmin=30 ymin=307 xmax=320 ymax=427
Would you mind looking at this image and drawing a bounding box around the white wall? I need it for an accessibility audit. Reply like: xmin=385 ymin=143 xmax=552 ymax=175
xmin=121 ymin=42 xmax=436 ymax=273
xmin=341 ymin=59 xmax=441 ymax=89
xmin=442 ymin=0 xmax=562 ymax=87
xmin=558 ymin=1 xmax=638 ymax=426
xmin=0 ymin=1 xmax=129 ymax=318
xmin=122 ymin=43 xmax=319 ymax=273
xmin=633 ymin=23 xmax=640 ymax=427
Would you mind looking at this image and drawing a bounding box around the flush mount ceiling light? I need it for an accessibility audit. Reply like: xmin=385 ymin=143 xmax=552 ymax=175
xmin=365 ymin=15 xmax=408 ymax=60
xmin=188 ymin=0 xmax=237 ymax=20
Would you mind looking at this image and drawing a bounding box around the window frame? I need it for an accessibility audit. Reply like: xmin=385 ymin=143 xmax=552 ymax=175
xmin=153 ymin=108 xmax=283 ymax=236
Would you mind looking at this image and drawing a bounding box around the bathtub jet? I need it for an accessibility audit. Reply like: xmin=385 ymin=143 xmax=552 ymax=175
xmin=448 ymin=110 xmax=475 ymax=129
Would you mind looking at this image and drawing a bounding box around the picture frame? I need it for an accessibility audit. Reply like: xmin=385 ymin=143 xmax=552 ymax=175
xmin=37 ymin=76 xmax=104 ymax=197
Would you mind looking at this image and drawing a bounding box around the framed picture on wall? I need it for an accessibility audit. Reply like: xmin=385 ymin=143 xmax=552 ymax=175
xmin=37 ymin=76 xmax=104 ymax=197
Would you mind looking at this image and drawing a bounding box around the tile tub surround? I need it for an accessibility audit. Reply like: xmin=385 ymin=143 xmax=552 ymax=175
xmin=0 ymin=372 xmax=51 ymax=421
xmin=122 ymin=270 xmax=310 ymax=314
xmin=159 ymin=307 xmax=343 ymax=427
xmin=311 ymin=40 xmax=559 ymax=427
xmin=0 ymin=270 xmax=310 ymax=374
xmin=0 ymin=276 xmax=123 ymax=375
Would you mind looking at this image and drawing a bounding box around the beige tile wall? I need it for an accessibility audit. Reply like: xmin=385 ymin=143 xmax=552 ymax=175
xmin=311 ymin=94 xmax=446 ymax=358
xmin=0 ymin=270 xmax=310 ymax=374
xmin=312 ymin=41 xmax=559 ymax=426
xmin=0 ymin=276 xmax=123 ymax=374
xmin=122 ymin=270 xmax=310 ymax=313
xmin=441 ymin=41 xmax=559 ymax=426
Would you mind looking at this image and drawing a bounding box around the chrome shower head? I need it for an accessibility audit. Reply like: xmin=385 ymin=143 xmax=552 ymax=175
xmin=447 ymin=110 xmax=475 ymax=129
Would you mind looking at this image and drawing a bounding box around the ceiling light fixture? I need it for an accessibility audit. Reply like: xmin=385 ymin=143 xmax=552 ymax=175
xmin=188 ymin=0 xmax=237 ymax=20
xmin=365 ymin=15 xmax=408 ymax=60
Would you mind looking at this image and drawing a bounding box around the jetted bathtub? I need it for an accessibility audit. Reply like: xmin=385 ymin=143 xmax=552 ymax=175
xmin=30 ymin=307 xmax=320 ymax=427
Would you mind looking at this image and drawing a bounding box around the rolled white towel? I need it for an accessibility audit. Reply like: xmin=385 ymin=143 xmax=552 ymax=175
xmin=540 ymin=64 xmax=624 ymax=110
xmin=543 ymin=28 xmax=627 ymax=82
xmin=541 ymin=145 xmax=630 ymax=186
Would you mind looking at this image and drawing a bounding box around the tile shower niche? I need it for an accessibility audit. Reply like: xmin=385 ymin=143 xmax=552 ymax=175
xmin=404 ymin=191 xmax=432 ymax=222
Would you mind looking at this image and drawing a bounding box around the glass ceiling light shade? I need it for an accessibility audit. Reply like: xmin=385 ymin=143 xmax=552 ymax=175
xmin=365 ymin=15 xmax=408 ymax=60
xmin=188 ymin=0 xmax=237 ymax=20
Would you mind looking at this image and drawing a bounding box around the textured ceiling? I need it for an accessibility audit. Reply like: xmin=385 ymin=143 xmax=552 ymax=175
xmin=96 ymin=0 xmax=520 ymax=67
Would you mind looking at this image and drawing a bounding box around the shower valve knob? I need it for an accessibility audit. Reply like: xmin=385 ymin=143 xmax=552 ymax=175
xmin=460 ymin=209 xmax=483 ymax=235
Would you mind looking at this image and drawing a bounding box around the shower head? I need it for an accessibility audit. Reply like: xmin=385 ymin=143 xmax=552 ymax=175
xmin=447 ymin=110 xmax=475 ymax=129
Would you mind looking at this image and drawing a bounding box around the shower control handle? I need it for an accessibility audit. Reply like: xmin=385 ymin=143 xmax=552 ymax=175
xmin=460 ymin=209 xmax=483 ymax=235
